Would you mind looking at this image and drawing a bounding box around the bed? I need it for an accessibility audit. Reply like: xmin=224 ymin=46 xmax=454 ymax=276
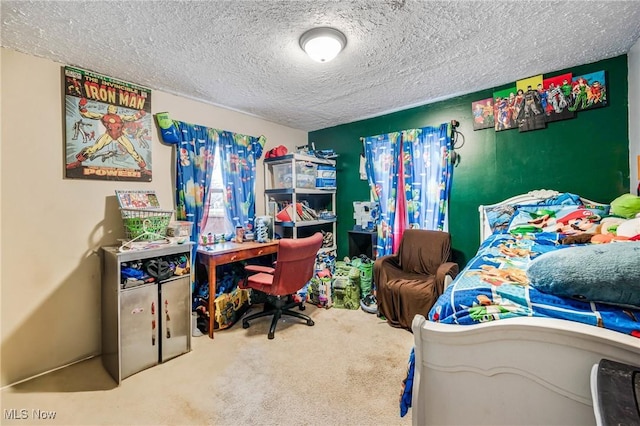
xmin=405 ymin=189 xmax=640 ymax=426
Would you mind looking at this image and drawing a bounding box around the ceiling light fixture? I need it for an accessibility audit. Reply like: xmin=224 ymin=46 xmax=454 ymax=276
xmin=299 ymin=27 xmax=347 ymax=63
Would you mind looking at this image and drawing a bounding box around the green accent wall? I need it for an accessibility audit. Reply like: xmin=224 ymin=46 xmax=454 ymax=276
xmin=309 ymin=55 xmax=630 ymax=267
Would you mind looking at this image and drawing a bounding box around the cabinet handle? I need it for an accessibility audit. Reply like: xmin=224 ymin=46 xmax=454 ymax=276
xmin=257 ymin=250 xmax=264 ymax=255
xmin=231 ymin=255 xmax=237 ymax=261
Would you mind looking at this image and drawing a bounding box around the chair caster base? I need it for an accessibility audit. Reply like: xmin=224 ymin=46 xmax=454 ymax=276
xmin=241 ymin=297 xmax=315 ymax=338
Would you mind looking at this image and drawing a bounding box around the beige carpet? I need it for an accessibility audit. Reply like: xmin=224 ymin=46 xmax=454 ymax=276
xmin=1 ymin=305 xmax=414 ymax=426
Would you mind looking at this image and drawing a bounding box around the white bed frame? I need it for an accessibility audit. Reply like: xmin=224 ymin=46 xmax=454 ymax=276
xmin=411 ymin=189 xmax=640 ymax=426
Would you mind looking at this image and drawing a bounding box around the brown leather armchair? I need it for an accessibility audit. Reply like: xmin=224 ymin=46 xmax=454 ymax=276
xmin=374 ymin=229 xmax=458 ymax=330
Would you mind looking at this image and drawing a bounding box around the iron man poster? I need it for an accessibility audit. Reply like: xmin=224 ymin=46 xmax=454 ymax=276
xmin=64 ymin=66 xmax=152 ymax=181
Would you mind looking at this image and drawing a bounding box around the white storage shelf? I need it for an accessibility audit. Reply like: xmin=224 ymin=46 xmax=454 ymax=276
xmin=275 ymin=219 xmax=337 ymax=228
xmin=265 ymin=188 xmax=335 ymax=195
xmin=264 ymin=153 xmax=335 ymax=167
xmin=264 ymin=153 xmax=336 ymax=248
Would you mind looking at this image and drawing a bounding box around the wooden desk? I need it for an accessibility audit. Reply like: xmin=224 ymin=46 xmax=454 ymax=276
xmin=197 ymin=240 xmax=279 ymax=338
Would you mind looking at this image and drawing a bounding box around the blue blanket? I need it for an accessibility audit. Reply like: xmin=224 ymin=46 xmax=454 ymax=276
xmin=399 ymin=233 xmax=640 ymax=417
xmin=430 ymin=233 xmax=640 ymax=334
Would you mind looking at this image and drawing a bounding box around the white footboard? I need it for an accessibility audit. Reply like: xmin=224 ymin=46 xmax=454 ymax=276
xmin=411 ymin=315 xmax=640 ymax=426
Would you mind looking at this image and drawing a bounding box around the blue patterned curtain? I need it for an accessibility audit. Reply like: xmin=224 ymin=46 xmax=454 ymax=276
xmin=218 ymin=131 xmax=266 ymax=230
xmin=363 ymin=131 xmax=401 ymax=257
xmin=402 ymin=123 xmax=453 ymax=230
xmin=363 ymin=123 xmax=454 ymax=257
xmin=161 ymin=120 xmax=217 ymax=244
xmin=156 ymin=113 xmax=266 ymax=243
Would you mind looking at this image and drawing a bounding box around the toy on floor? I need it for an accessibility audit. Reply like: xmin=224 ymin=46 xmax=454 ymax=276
xmin=332 ymin=260 xmax=361 ymax=310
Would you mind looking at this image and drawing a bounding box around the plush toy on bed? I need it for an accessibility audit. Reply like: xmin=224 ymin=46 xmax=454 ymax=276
xmin=588 ymin=194 xmax=640 ymax=243
xmin=527 ymin=241 xmax=640 ymax=307
xmin=590 ymin=216 xmax=639 ymax=243
xmin=610 ymin=193 xmax=640 ymax=218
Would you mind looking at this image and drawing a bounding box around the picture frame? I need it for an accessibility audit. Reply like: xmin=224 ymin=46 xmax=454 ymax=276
xmin=64 ymin=66 xmax=153 ymax=182
xmin=471 ymin=98 xmax=495 ymax=130
xmin=115 ymin=190 xmax=161 ymax=209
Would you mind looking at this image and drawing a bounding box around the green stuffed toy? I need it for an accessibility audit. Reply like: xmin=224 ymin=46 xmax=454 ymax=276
xmin=610 ymin=193 xmax=640 ymax=218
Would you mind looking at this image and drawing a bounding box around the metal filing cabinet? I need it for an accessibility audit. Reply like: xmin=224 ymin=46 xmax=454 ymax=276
xmin=101 ymin=243 xmax=193 ymax=384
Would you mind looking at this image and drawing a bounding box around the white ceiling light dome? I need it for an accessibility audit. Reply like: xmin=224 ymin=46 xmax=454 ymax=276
xmin=299 ymin=27 xmax=347 ymax=63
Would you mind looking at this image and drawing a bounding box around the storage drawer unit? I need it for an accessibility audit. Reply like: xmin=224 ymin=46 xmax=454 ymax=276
xmin=101 ymin=243 xmax=193 ymax=384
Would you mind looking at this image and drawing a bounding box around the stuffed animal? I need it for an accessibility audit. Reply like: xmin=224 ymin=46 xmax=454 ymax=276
xmin=590 ymin=216 xmax=639 ymax=243
xmin=590 ymin=233 xmax=619 ymax=244
xmin=610 ymin=193 xmax=640 ymax=218
xmin=598 ymin=217 xmax=627 ymax=235
xmin=616 ymin=217 xmax=640 ymax=238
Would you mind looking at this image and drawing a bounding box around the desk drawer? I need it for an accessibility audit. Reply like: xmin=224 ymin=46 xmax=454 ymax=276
xmin=215 ymin=245 xmax=278 ymax=264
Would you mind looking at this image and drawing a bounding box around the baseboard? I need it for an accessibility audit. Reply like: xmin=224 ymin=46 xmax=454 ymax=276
xmin=1 ymin=353 xmax=99 ymax=390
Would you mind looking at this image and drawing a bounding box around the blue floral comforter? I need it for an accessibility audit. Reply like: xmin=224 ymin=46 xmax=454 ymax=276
xmin=400 ymin=232 xmax=640 ymax=417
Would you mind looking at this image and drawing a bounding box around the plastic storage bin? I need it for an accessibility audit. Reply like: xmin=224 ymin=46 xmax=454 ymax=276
xmin=167 ymin=221 xmax=193 ymax=237
xmin=272 ymin=161 xmax=317 ymax=189
xmin=316 ymin=164 xmax=336 ymax=188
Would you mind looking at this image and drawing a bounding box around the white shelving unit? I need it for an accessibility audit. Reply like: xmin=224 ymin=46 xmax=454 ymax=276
xmin=264 ymin=153 xmax=336 ymax=250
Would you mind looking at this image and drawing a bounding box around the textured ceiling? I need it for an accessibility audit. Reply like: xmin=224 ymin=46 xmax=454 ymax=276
xmin=2 ymin=1 xmax=640 ymax=131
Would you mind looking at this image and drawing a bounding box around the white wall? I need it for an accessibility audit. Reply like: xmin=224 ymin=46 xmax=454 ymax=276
xmin=0 ymin=48 xmax=307 ymax=387
xmin=629 ymin=39 xmax=640 ymax=194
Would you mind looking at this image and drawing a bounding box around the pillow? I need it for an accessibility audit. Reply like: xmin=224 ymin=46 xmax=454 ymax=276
xmin=543 ymin=192 xmax=582 ymax=205
xmin=482 ymin=195 xmax=610 ymax=236
xmin=515 ymin=203 xmax=609 ymax=217
xmin=527 ymin=241 xmax=640 ymax=307
xmin=507 ymin=204 xmax=606 ymax=235
xmin=513 ymin=192 xmax=581 ymax=206
xmin=580 ymin=203 xmax=610 ymax=217
xmin=484 ymin=204 xmax=517 ymax=234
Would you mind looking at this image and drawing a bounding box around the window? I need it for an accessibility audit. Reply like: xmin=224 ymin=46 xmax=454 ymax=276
xmin=200 ymin=147 xmax=233 ymax=237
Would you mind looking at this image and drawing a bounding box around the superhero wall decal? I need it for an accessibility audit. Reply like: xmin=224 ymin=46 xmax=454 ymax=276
xmin=473 ymin=70 xmax=607 ymax=133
